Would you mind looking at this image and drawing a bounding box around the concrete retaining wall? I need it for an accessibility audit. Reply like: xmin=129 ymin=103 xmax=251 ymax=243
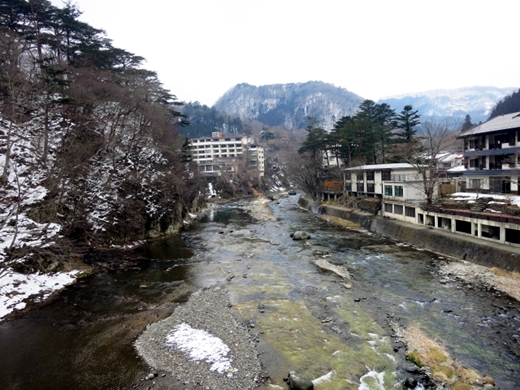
xmin=298 ymin=195 xmax=520 ymax=272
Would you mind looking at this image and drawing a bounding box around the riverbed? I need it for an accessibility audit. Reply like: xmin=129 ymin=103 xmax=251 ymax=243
xmin=0 ymin=195 xmax=519 ymax=389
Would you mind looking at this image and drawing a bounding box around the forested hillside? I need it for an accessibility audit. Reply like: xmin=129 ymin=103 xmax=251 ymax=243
xmin=0 ymin=0 xmax=207 ymax=276
xmin=488 ymin=88 xmax=520 ymax=119
xmin=179 ymin=102 xmax=246 ymax=138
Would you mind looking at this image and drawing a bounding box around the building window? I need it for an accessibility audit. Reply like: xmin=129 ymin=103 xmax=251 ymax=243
xmin=394 ymin=205 xmax=403 ymax=214
xmin=357 ymin=183 xmax=364 ymax=192
xmin=357 ymin=173 xmax=364 ymax=181
xmin=469 ymin=139 xmax=479 ymax=149
xmin=384 ymin=185 xmax=393 ymax=196
xmin=367 ymin=183 xmax=375 ymax=193
xmin=394 ymin=186 xmax=403 ymax=197
xmin=345 ymin=183 xmax=352 ymax=191
xmin=366 ymin=171 xmax=374 ymax=180
xmin=384 ymin=203 xmax=393 ymax=213
xmin=405 ymin=206 xmax=416 ymax=217
xmin=382 ymin=170 xmax=391 ymax=181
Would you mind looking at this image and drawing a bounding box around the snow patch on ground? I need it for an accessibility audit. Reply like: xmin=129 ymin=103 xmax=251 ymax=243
xmin=0 ymin=268 xmax=78 ymax=319
xmin=0 ymin=115 xmax=80 ymax=321
xmin=165 ymin=323 xmax=237 ymax=377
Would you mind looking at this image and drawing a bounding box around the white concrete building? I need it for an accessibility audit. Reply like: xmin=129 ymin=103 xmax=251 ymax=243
xmin=344 ymin=163 xmax=437 ymax=224
xmin=189 ymin=132 xmax=265 ymax=177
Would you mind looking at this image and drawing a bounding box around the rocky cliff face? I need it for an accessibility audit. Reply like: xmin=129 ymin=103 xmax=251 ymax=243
xmin=214 ymin=81 xmax=364 ymax=130
xmin=214 ymin=83 xmax=516 ymax=130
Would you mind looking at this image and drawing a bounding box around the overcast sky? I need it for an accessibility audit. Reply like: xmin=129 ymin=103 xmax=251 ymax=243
xmin=50 ymin=0 xmax=519 ymax=106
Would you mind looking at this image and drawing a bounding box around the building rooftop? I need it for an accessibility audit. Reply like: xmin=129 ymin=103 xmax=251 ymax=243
xmin=344 ymin=163 xmax=416 ymax=171
xmin=459 ymin=111 xmax=520 ymax=137
xmin=447 ymin=165 xmax=466 ymax=172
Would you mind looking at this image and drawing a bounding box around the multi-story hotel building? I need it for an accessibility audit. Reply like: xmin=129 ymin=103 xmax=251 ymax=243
xmin=189 ymin=132 xmax=265 ymax=177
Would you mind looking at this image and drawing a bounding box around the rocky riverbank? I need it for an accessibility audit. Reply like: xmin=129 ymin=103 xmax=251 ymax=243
xmin=437 ymin=260 xmax=520 ymax=302
xmin=135 ymin=287 xmax=264 ymax=390
xmin=134 ymin=196 xmax=278 ymax=390
xmin=134 ymin=195 xmax=518 ymax=390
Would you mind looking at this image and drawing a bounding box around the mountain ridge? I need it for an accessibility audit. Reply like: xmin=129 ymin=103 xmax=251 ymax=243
xmin=214 ymin=82 xmax=517 ymax=129
xmin=214 ymin=81 xmax=364 ymax=130
xmin=378 ymin=85 xmax=517 ymax=122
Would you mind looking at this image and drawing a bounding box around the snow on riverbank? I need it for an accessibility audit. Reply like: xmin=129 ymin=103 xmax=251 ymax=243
xmin=135 ymin=287 xmax=262 ymax=390
xmin=0 ymin=178 xmax=77 ymax=322
xmin=0 ymin=115 xmax=80 ymax=321
xmin=166 ymin=323 xmax=237 ymax=377
xmin=0 ymin=268 xmax=78 ymax=320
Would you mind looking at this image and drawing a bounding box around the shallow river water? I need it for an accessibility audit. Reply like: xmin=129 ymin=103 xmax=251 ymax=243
xmin=0 ymin=195 xmax=519 ymax=390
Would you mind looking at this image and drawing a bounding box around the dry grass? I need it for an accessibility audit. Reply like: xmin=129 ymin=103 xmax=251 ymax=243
xmin=490 ymin=267 xmax=520 ymax=301
xmin=440 ymin=262 xmax=520 ymax=302
xmin=404 ymin=325 xmax=487 ymax=388
xmin=317 ymin=214 xmax=361 ymax=228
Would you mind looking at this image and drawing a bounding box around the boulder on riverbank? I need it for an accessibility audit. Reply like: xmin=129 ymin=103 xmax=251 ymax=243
xmin=313 ymin=259 xmax=350 ymax=279
xmin=242 ymin=197 xmax=277 ymax=221
xmin=291 ymin=231 xmax=311 ymax=240
xmin=283 ymin=371 xmax=314 ymax=390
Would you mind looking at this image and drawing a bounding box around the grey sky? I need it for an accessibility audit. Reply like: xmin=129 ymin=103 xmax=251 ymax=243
xmin=51 ymin=0 xmax=520 ymax=106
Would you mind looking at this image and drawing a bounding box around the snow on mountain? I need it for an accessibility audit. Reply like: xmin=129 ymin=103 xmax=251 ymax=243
xmin=379 ymin=86 xmax=517 ymax=122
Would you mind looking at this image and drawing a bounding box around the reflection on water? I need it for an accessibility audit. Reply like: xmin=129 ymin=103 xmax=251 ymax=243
xmin=0 ymin=237 xmax=195 ymax=390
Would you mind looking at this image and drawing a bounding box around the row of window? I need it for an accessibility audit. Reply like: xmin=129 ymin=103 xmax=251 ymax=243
xmin=346 ymin=171 xmax=392 ymax=181
xmin=196 ymin=144 xmax=243 ymax=149
xmin=195 ymin=154 xmax=238 ymax=159
xmin=384 ymin=185 xmax=403 ymax=197
xmin=193 ymin=138 xmax=243 ymax=142
xmin=467 ymin=132 xmax=517 ymax=150
xmin=384 ymin=203 xmax=416 ymax=217
xmin=195 ymin=149 xmax=240 ymax=154
xmin=345 ymin=183 xmax=405 ymax=197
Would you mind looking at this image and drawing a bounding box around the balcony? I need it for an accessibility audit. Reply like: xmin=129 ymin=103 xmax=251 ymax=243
xmin=319 ymin=180 xmax=343 ymax=194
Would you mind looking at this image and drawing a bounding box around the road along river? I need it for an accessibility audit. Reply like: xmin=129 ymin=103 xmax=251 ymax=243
xmin=0 ymin=195 xmax=519 ymax=389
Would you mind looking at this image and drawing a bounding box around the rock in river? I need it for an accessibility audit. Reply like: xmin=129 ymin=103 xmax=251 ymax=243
xmin=291 ymin=231 xmax=311 ymax=240
xmin=283 ymin=371 xmax=314 ymax=390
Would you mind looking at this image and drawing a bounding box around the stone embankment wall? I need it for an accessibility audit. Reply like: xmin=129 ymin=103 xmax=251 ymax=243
xmin=298 ymin=195 xmax=520 ymax=272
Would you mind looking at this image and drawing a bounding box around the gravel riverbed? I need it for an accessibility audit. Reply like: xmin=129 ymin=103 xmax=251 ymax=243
xmin=134 ymin=197 xmax=279 ymax=390
xmin=134 ymin=287 xmax=263 ymax=390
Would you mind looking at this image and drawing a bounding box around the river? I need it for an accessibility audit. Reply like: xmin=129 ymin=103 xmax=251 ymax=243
xmin=0 ymin=195 xmax=519 ymax=389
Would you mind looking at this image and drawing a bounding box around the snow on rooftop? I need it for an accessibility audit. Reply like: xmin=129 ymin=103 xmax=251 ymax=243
xmin=449 ymin=192 xmax=520 ymax=207
xmin=447 ymin=165 xmax=466 ymax=172
xmin=165 ymin=323 xmax=237 ymax=377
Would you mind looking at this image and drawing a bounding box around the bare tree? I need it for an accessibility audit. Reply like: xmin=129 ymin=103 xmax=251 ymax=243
xmin=285 ymin=150 xmax=323 ymax=200
xmin=405 ymin=119 xmax=460 ymax=204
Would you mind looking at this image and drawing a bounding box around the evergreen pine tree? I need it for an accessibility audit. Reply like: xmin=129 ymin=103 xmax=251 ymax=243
xmin=461 ymin=114 xmax=474 ymax=132
xmin=396 ymin=105 xmax=421 ymax=142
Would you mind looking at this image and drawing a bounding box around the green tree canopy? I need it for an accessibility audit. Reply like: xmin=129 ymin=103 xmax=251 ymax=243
xmin=395 ymin=105 xmax=421 ymax=142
